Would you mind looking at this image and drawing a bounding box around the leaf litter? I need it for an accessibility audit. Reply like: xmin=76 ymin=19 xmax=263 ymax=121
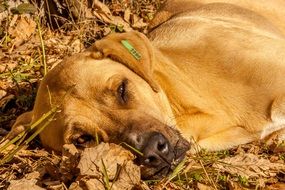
xmin=0 ymin=0 xmax=285 ymax=189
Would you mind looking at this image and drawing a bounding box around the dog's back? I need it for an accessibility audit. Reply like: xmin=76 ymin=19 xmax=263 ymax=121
xmin=149 ymin=0 xmax=285 ymax=35
xmin=148 ymin=0 xmax=285 ymax=149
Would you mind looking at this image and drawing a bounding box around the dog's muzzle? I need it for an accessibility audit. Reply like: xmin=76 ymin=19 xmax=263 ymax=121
xmin=124 ymin=131 xmax=190 ymax=179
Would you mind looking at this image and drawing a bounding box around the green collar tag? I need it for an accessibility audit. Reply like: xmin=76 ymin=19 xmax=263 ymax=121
xmin=121 ymin=40 xmax=141 ymax=60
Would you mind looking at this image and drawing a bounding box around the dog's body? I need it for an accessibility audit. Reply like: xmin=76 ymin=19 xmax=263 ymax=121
xmin=147 ymin=0 xmax=285 ymax=150
xmin=9 ymin=0 xmax=285 ymax=178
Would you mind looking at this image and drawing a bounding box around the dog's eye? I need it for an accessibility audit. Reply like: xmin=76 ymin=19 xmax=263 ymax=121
xmin=75 ymin=134 xmax=94 ymax=147
xmin=117 ymin=80 xmax=128 ymax=103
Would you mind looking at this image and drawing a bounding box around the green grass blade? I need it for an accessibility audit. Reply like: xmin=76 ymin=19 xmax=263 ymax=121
xmin=101 ymin=158 xmax=110 ymax=190
xmin=120 ymin=142 xmax=143 ymax=157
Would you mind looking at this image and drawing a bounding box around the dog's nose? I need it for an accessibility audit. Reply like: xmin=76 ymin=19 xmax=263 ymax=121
xmin=132 ymin=132 xmax=174 ymax=167
xmin=143 ymin=133 xmax=171 ymax=167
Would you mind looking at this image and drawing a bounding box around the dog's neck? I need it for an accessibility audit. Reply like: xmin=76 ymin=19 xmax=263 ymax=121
xmin=153 ymin=49 xmax=210 ymax=118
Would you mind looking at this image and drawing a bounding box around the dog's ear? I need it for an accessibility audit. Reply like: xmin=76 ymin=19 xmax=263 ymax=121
xmin=7 ymin=111 xmax=33 ymax=140
xmin=93 ymin=31 xmax=160 ymax=92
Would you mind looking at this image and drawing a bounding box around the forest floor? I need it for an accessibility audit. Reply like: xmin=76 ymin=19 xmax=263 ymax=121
xmin=0 ymin=0 xmax=285 ymax=189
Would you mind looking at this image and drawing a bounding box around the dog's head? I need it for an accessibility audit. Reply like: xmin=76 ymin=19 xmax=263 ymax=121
xmin=9 ymin=31 xmax=190 ymax=179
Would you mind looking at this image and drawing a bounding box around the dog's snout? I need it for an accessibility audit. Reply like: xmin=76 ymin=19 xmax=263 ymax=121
xmin=129 ymin=132 xmax=173 ymax=168
xmin=143 ymin=133 xmax=171 ymax=167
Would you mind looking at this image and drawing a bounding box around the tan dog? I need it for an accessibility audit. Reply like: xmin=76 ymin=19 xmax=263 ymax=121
xmin=9 ymin=0 xmax=285 ymax=178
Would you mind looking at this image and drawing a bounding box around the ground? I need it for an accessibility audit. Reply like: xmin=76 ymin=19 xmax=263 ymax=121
xmin=0 ymin=0 xmax=285 ymax=189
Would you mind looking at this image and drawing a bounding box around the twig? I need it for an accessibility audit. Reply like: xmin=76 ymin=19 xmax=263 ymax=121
xmin=198 ymin=159 xmax=218 ymax=190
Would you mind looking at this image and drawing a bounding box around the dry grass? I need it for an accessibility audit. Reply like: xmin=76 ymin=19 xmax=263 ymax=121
xmin=0 ymin=0 xmax=285 ymax=189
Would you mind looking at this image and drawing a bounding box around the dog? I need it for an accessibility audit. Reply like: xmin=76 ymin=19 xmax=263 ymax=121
xmin=8 ymin=0 xmax=285 ymax=179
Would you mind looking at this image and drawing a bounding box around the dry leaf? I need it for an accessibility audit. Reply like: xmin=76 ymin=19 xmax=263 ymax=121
xmin=70 ymin=39 xmax=84 ymax=53
xmin=77 ymin=143 xmax=140 ymax=190
xmin=78 ymin=143 xmax=136 ymax=177
xmin=11 ymin=3 xmax=37 ymax=14
xmin=80 ymin=177 xmax=105 ymax=190
xmin=92 ymin=0 xmax=113 ymax=22
xmin=42 ymin=181 xmax=63 ymax=189
xmin=267 ymin=183 xmax=285 ymax=190
xmin=228 ymin=181 xmax=247 ymax=190
xmin=111 ymin=16 xmax=133 ymax=32
xmin=124 ymin=8 xmax=131 ymax=23
xmin=60 ymin=144 xmax=80 ymax=182
xmin=69 ymin=182 xmax=84 ymax=190
xmin=0 ymin=90 xmax=7 ymax=100
xmin=7 ymin=179 xmax=44 ymax=190
xmin=91 ymin=0 xmax=132 ymax=32
xmin=197 ymin=183 xmax=214 ymax=190
xmin=131 ymin=14 xmax=147 ymax=29
xmin=24 ymin=171 xmax=41 ymax=180
xmin=213 ymin=153 xmax=285 ymax=178
xmin=8 ymin=15 xmax=36 ymax=47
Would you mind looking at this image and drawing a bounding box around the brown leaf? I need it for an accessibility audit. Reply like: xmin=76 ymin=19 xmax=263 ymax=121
xmin=24 ymin=171 xmax=41 ymax=180
xmin=78 ymin=143 xmax=135 ymax=177
xmin=8 ymin=15 xmax=36 ymax=47
xmin=0 ymin=90 xmax=7 ymax=100
xmin=80 ymin=177 xmax=105 ymax=190
xmin=92 ymin=0 xmax=112 ymax=23
xmin=112 ymin=16 xmax=133 ymax=32
xmin=11 ymin=3 xmax=37 ymax=14
xmin=267 ymin=183 xmax=285 ymax=190
xmin=66 ymin=0 xmax=90 ymax=20
xmin=7 ymin=179 xmax=44 ymax=190
xmin=213 ymin=153 xmax=285 ymax=178
xmin=69 ymin=182 xmax=84 ymax=190
xmin=124 ymin=8 xmax=131 ymax=23
xmin=131 ymin=14 xmax=147 ymax=29
xmin=197 ymin=183 xmax=214 ymax=190
xmin=77 ymin=143 xmax=140 ymax=190
xmin=60 ymin=144 xmax=80 ymax=182
xmin=91 ymin=0 xmax=132 ymax=32
xmin=228 ymin=181 xmax=247 ymax=190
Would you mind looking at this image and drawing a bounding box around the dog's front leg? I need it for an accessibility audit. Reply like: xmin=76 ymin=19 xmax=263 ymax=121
xmin=191 ymin=126 xmax=256 ymax=152
xmin=261 ymin=95 xmax=285 ymax=143
xmin=176 ymin=114 xmax=256 ymax=152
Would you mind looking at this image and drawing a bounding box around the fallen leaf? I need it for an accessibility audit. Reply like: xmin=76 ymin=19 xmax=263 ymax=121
xmin=7 ymin=179 xmax=44 ymax=190
xmin=213 ymin=153 xmax=285 ymax=178
xmin=0 ymin=4 xmax=5 ymax=13
xmin=69 ymin=181 xmax=84 ymax=190
xmin=60 ymin=144 xmax=80 ymax=182
xmin=70 ymin=39 xmax=84 ymax=53
xmin=111 ymin=16 xmax=133 ymax=32
xmin=24 ymin=171 xmax=41 ymax=180
xmin=124 ymin=8 xmax=131 ymax=23
xmin=65 ymin=0 xmax=88 ymax=20
xmin=197 ymin=183 xmax=214 ymax=190
xmin=91 ymin=0 xmax=132 ymax=32
xmin=92 ymin=0 xmax=113 ymax=23
xmin=267 ymin=183 xmax=285 ymax=190
xmin=77 ymin=143 xmax=141 ymax=190
xmin=8 ymin=15 xmax=36 ymax=47
xmin=11 ymin=3 xmax=37 ymax=14
xmin=0 ymin=90 xmax=7 ymax=100
xmin=131 ymin=14 xmax=147 ymax=29
xmin=80 ymin=177 xmax=105 ymax=190
xmin=228 ymin=181 xmax=247 ymax=190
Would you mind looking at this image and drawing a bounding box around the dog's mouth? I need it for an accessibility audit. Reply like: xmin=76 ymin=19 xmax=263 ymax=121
xmin=113 ymin=120 xmax=191 ymax=180
xmin=139 ymin=151 xmax=188 ymax=179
